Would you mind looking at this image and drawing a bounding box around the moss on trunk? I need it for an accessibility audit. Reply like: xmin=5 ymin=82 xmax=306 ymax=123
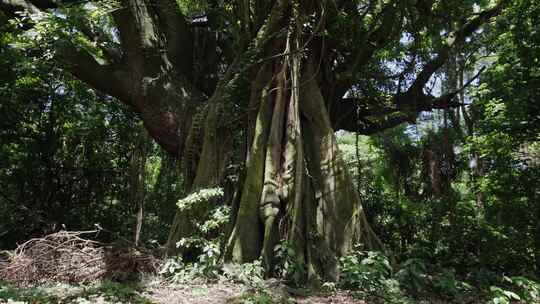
xmin=224 ymin=55 xmax=383 ymax=282
xmin=166 ymin=104 xmax=232 ymax=256
xmin=168 ymin=2 xmax=383 ymax=282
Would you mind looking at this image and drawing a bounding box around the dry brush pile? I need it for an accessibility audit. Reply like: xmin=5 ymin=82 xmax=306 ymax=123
xmin=0 ymin=230 xmax=161 ymax=286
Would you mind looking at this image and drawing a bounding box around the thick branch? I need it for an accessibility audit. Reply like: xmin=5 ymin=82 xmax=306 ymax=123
xmin=333 ymin=2 xmax=403 ymax=97
xmin=332 ymin=69 xmax=483 ymax=133
xmin=331 ymin=2 xmax=503 ymax=134
xmin=408 ymin=1 xmax=504 ymax=95
xmin=57 ymin=42 xmax=131 ymax=103
xmin=154 ymin=0 xmax=193 ymax=75
xmin=111 ymin=0 xmax=150 ymax=60
xmin=0 ymin=0 xmax=131 ymax=102
xmin=1 ymin=0 xmax=199 ymax=158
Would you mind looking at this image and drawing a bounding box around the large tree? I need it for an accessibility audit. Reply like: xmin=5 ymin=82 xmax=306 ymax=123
xmin=0 ymin=0 xmax=506 ymax=282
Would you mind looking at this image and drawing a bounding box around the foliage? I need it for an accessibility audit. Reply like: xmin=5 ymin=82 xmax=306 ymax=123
xmin=230 ymin=291 xmax=275 ymax=304
xmin=489 ymin=286 xmax=521 ymax=304
xmin=176 ymin=187 xmax=224 ymax=211
xmin=395 ymin=258 xmax=428 ymax=294
xmin=0 ymin=281 xmax=58 ymax=303
xmin=0 ymin=17 xmax=183 ymax=248
xmin=339 ymin=250 xmax=411 ymax=303
xmin=160 ymin=249 xmax=267 ymax=290
xmin=337 ymin=250 xmax=540 ymax=303
xmin=222 ymin=261 xmax=265 ymax=288
xmin=273 ymin=241 xmax=306 ymax=287
xmin=0 ymin=280 xmax=152 ymax=304
xmin=174 ymin=187 xmax=229 ymax=258
xmin=488 ymin=276 xmax=540 ymax=304
xmin=161 ymin=187 xmax=230 ymax=282
xmin=82 ymin=280 xmax=151 ymax=304
xmin=161 ymin=241 xmax=222 ymax=282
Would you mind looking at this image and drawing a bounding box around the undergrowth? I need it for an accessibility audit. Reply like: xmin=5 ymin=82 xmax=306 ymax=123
xmin=336 ymin=249 xmax=540 ymax=304
xmin=0 ymin=280 xmax=152 ymax=304
xmin=159 ymin=245 xmax=540 ymax=304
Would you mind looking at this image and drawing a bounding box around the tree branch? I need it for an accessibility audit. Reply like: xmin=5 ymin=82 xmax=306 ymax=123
xmin=332 ymin=68 xmax=485 ymax=133
xmin=332 ymin=1 xmax=404 ymax=99
xmin=330 ymin=2 xmax=504 ymax=134
xmin=0 ymin=0 xmax=131 ymax=103
xmin=407 ymin=1 xmax=504 ymax=95
xmin=154 ymin=0 xmax=193 ymax=75
xmin=56 ymin=42 xmax=131 ymax=103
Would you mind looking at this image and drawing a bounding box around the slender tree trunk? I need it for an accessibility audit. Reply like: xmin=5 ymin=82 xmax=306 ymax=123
xmin=129 ymin=137 xmax=148 ymax=246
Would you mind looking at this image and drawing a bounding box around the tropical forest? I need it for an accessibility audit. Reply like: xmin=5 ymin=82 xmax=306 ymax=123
xmin=0 ymin=0 xmax=539 ymax=303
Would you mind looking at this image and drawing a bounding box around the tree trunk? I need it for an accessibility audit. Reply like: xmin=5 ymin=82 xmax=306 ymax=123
xmin=224 ymin=39 xmax=382 ymax=282
xmin=166 ymin=103 xmax=233 ymax=255
xmin=165 ymin=1 xmax=383 ymax=273
xmin=129 ymin=132 xmax=148 ymax=246
xmin=165 ymin=0 xmax=290 ymax=256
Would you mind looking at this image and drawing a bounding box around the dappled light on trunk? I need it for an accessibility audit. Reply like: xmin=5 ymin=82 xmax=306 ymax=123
xmin=223 ymin=23 xmax=383 ymax=281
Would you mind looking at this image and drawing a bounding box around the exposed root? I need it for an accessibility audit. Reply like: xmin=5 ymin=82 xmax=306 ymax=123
xmin=0 ymin=230 xmax=161 ymax=286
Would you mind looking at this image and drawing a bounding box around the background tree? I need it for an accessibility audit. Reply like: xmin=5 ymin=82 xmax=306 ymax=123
xmin=0 ymin=16 xmax=183 ymax=247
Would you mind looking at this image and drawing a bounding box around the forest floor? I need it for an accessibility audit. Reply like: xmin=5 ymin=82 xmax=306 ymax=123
xmin=144 ymin=279 xmax=368 ymax=304
xmin=0 ymin=276 xmax=483 ymax=304
xmin=0 ymin=232 xmax=490 ymax=303
xmin=0 ymin=277 xmax=372 ymax=304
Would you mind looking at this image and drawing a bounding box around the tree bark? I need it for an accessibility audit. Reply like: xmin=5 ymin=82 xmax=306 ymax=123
xmin=223 ymin=25 xmax=383 ymax=281
xmin=129 ymin=132 xmax=149 ymax=246
xmin=166 ymin=102 xmax=233 ymax=255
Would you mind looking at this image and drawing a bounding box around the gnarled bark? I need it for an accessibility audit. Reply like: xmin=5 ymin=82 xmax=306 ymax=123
xmin=224 ymin=30 xmax=383 ymax=282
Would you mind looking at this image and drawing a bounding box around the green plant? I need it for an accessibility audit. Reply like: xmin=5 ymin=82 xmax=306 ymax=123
xmin=488 ymin=276 xmax=540 ymax=304
xmin=274 ymin=241 xmax=305 ymax=287
xmin=96 ymin=280 xmax=150 ymax=304
xmin=396 ymin=258 xmax=428 ymax=294
xmin=162 ymin=240 xmax=222 ymax=282
xmin=160 ymin=256 xmax=185 ymax=276
xmin=195 ymin=241 xmax=222 ymax=277
xmin=176 ymin=187 xmax=224 ymax=211
xmin=174 ymin=187 xmax=229 ymax=259
xmin=339 ymin=251 xmax=391 ymax=290
xmin=222 ymin=260 xmax=265 ymax=288
xmin=321 ymin=281 xmax=337 ymax=293
xmin=432 ymin=269 xmax=472 ymax=299
xmin=235 ymin=291 xmax=274 ymax=304
xmin=489 ymin=286 xmax=521 ymax=304
xmin=339 ymin=250 xmax=411 ymax=303
xmin=509 ymin=276 xmax=540 ymax=303
xmin=0 ymin=281 xmax=57 ymax=303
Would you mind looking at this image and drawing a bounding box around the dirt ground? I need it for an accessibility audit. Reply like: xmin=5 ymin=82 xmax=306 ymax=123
xmin=143 ymin=280 xmax=368 ymax=304
xmin=0 ymin=277 xmax=370 ymax=304
xmin=0 ymin=278 xmax=481 ymax=304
